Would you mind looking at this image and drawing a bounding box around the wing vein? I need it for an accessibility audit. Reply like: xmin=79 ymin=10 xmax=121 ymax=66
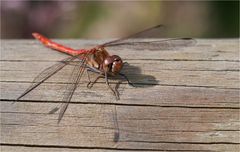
xmin=57 ymin=53 xmax=90 ymax=123
xmin=15 ymin=56 xmax=77 ymax=101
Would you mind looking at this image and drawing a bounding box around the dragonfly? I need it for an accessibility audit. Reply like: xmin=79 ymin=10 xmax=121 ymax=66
xmin=15 ymin=25 xmax=196 ymax=129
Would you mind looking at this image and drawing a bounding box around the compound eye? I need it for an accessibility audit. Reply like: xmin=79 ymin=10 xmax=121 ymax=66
xmin=114 ymin=57 xmax=122 ymax=63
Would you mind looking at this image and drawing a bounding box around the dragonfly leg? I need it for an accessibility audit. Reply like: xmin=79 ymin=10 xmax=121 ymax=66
xmin=123 ymin=62 xmax=130 ymax=66
xmin=86 ymin=69 xmax=92 ymax=85
xmin=87 ymin=75 xmax=104 ymax=89
xmin=105 ymin=72 xmax=120 ymax=100
xmin=86 ymin=69 xmax=103 ymax=88
xmin=119 ymin=73 xmax=134 ymax=87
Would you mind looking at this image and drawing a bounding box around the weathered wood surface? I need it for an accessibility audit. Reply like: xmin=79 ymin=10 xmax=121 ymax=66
xmin=0 ymin=39 xmax=239 ymax=152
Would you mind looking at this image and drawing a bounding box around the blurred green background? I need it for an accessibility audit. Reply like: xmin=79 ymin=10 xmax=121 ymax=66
xmin=1 ymin=1 xmax=239 ymax=39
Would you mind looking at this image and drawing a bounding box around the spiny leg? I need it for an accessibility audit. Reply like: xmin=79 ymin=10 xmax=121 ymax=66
xmin=121 ymin=62 xmax=134 ymax=86
xmin=87 ymin=75 xmax=104 ymax=89
xmin=86 ymin=69 xmax=103 ymax=88
xmin=86 ymin=69 xmax=93 ymax=87
xmin=119 ymin=73 xmax=134 ymax=87
xmin=105 ymin=72 xmax=120 ymax=100
xmin=123 ymin=62 xmax=129 ymax=66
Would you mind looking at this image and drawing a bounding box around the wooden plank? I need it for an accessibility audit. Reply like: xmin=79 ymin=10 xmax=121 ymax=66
xmin=1 ymin=60 xmax=239 ymax=89
xmin=2 ymin=67 xmax=239 ymax=89
xmin=1 ymin=39 xmax=239 ymax=61
xmin=1 ymin=82 xmax=239 ymax=108
xmin=1 ymin=60 xmax=239 ymax=72
xmin=1 ymin=39 xmax=239 ymax=151
xmin=1 ymin=101 xmax=239 ymax=151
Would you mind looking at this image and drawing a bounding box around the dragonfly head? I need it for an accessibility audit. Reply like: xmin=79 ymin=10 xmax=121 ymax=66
xmin=103 ymin=55 xmax=123 ymax=75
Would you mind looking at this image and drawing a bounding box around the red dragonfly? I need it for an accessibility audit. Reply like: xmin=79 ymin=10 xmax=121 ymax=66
xmin=15 ymin=25 xmax=196 ymax=124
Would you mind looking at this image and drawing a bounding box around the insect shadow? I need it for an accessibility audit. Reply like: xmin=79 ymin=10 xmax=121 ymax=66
xmin=116 ymin=62 xmax=159 ymax=88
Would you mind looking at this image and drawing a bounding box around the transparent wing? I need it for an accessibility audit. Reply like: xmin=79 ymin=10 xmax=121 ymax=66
xmin=104 ymin=38 xmax=197 ymax=51
xmin=101 ymin=25 xmax=166 ymax=46
xmin=16 ymin=55 xmax=78 ymax=101
xmin=99 ymin=24 xmax=196 ymax=51
xmin=57 ymin=53 xmax=90 ymax=123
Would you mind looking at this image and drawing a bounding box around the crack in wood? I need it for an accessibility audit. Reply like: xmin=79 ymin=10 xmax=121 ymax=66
xmin=1 ymin=99 xmax=239 ymax=109
xmin=0 ymin=143 xmax=226 ymax=151
xmin=1 ymin=80 xmax=239 ymax=90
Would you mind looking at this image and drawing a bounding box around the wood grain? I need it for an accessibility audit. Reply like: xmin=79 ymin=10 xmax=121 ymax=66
xmin=1 ymin=39 xmax=239 ymax=151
